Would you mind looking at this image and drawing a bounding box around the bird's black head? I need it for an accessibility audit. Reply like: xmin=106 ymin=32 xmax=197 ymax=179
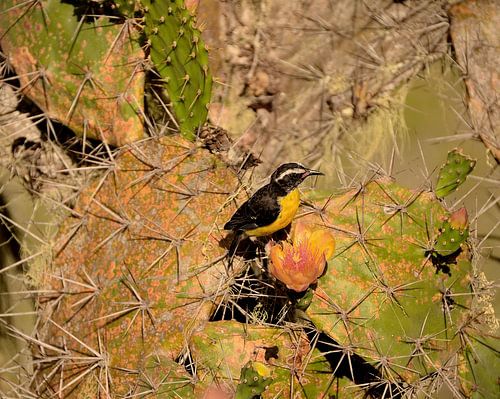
xmin=270 ymin=162 xmax=323 ymax=192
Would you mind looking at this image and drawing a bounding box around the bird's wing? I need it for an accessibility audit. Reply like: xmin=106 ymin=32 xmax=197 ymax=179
xmin=224 ymin=186 xmax=280 ymax=232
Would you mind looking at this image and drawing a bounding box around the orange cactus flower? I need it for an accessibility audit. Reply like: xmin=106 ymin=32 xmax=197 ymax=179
xmin=266 ymin=222 xmax=335 ymax=292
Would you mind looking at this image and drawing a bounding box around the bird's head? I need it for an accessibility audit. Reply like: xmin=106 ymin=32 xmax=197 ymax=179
xmin=270 ymin=162 xmax=323 ymax=192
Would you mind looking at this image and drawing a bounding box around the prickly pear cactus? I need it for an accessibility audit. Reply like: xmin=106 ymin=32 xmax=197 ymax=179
xmin=0 ymin=0 xmax=213 ymax=146
xmin=38 ymin=136 xmax=237 ymax=396
xmin=300 ymin=180 xmax=480 ymax=396
xmin=435 ymin=149 xmax=476 ymax=198
xmin=143 ymin=0 xmax=212 ymax=139
xmin=0 ymin=0 xmax=145 ymax=146
xmin=190 ymin=321 xmax=341 ymax=398
xmin=35 ymin=137 xmax=495 ymax=398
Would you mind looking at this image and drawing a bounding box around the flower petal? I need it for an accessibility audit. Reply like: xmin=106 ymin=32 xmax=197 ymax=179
xmin=309 ymin=229 xmax=336 ymax=260
xmin=268 ymin=241 xmax=285 ymax=266
xmin=286 ymin=280 xmax=313 ymax=292
xmin=291 ymin=221 xmax=312 ymax=244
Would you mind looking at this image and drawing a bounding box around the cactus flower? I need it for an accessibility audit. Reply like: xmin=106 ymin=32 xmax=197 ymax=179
xmin=266 ymin=222 xmax=335 ymax=292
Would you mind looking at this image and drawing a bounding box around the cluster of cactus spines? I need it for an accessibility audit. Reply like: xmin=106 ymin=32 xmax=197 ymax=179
xmin=0 ymin=0 xmax=213 ymax=146
xmin=0 ymin=0 xmax=145 ymax=146
xmin=435 ymin=149 xmax=476 ymax=198
xmin=137 ymin=352 xmax=195 ymax=397
xmin=142 ymin=0 xmax=212 ymax=140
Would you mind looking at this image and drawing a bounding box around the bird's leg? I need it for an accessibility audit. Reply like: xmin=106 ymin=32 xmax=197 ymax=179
xmin=227 ymin=232 xmax=244 ymax=269
xmin=249 ymin=239 xmax=267 ymax=278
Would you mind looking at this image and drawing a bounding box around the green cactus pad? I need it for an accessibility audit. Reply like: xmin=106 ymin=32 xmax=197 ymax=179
xmin=434 ymin=207 xmax=469 ymax=256
xmin=235 ymin=361 xmax=272 ymax=399
xmin=302 ymin=180 xmax=475 ymax=393
xmin=41 ymin=137 xmax=238 ymax=396
xmin=435 ymin=149 xmax=476 ymax=198
xmin=0 ymin=0 xmax=145 ymax=146
xmin=190 ymin=320 xmax=342 ymax=398
xmin=142 ymin=0 xmax=212 ymax=140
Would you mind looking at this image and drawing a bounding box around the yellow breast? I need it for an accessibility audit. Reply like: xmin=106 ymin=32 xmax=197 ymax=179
xmin=245 ymin=189 xmax=300 ymax=237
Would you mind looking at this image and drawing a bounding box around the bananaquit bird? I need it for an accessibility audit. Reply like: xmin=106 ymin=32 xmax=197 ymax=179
xmin=224 ymin=162 xmax=323 ymax=241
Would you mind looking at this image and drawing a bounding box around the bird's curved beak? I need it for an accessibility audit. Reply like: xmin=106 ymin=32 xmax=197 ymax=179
xmin=303 ymin=168 xmax=324 ymax=178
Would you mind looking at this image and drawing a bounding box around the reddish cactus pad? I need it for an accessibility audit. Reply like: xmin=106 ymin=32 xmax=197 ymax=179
xmin=0 ymin=0 xmax=144 ymax=146
xmin=42 ymin=137 xmax=237 ymax=396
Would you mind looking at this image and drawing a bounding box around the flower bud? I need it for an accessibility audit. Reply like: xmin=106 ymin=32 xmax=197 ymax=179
xmin=449 ymin=207 xmax=468 ymax=230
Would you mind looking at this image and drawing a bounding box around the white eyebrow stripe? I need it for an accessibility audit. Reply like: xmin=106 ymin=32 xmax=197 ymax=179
xmin=275 ymin=168 xmax=306 ymax=181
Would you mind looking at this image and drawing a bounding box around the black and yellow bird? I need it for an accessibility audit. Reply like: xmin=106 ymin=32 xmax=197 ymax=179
xmin=224 ymin=163 xmax=323 ymax=240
